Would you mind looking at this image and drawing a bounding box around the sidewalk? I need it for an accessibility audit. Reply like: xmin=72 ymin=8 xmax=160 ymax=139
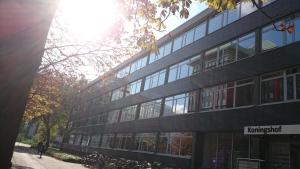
xmin=12 ymin=142 xmax=87 ymax=169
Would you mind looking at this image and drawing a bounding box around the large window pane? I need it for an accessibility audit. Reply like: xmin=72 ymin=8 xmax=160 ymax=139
xmin=262 ymin=23 xmax=284 ymax=51
xmin=240 ymin=1 xmax=257 ymax=17
xmin=202 ymin=82 xmax=245 ymax=110
xmin=238 ymin=33 xmax=255 ymax=60
xmin=89 ymin=135 xmax=101 ymax=147
xmin=107 ymin=110 xmax=120 ymax=124
xmin=194 ymin=22 xmax=206 ymax=40
xmin=179 ymin=61 xmax=190 ymax=79
xmin=219 ymin=41 xmax=237 ymax=65
xmin=232 ymin=134 xmax=249 ymax=169
xmin=188 ymin=91 xmax=198 ymax=112
xmin=191 ymin=55 xmax=202 ymax=74
xmin=287 ymin=76 xmax=294 ymax=100
xmin=158 ymin=71 xmax=166 ymax=86
xmin=164 ymin=94 xmax=187 ymax=116
xmin=286 ymin=67 xmax=300 ymax=100
xmin=261 ymin=76 xmax=284 ymax=103
xmin=81 ymin=136 xmax=90 ymax=146
xmin=225 ymin=5 xmax=240 ymax=25
xmin=216 ymin=133 xmax=232 ymax=169
xmin=144 ymin=69 xmax=166 ymax=90
xmin=168 ymin=66 xmax=178 ymax=82
xmin=175 ymin=97 xmax=186 ymax=114
xmin=208 ymin=14 xmax=223 ymax=34
xmin=202 ymin=133 xmax=249 ymax=169
xmin=202 ymin=133 xmax=218 ymax=169
xmin=235 ymin=80 xmax=254 ymax=107
xmin=130 ymin=56 xmax=147 ymax=73
xmin=164 ymin=99 xmax=173 ymax=115
xmin=149 ymin=42 xmax=172 ymax=63
xmin=68 ymin=134 xmax=75 ymax=144
xmin=297 ymin=75 xmax=300 ymax=99
xmin=98 ymin=112 xmax=108 ymax=124
xmin=125 ymin=79 xmax=142 ymax=96
xmin=140 ymin=99 xmax=162 ymax=119
xmin=120 ymin=105 xmax=137 ymax=122
xmin=149 ymin=53 xmax=156 ymax=64
xmin=99 ymin=92 xmax=111 ymax=105
xmin=74 ymin=135 xmax=82 ymax=145
xmin=149 ymin=47 xmax=162 ymax=64
xmin=164 ymin=92 xmax=196 ymax=116
xmin=201 ymin=88 xmax=214 ymax=110
xmin=111 ymin=87 xmax=125 ymax=101
xmin=184 ymin=29 xmax=194 ymax=46
xmin=173 ymin=36 xmax=183 ymax=52
xmin=204 ymin=48 xmax=218 ymax=71
xmin=158 ymin=132 xmax=193 ymax=157
xmin=101 ymin=134 xmax=114 ymax=148
xmin=164 ymin=42 xmax=172 ymax=56
xmin=295 ymin=17 xmax=300 ymax=42
xmin=115 ymin=133 xmax=132 ymax=150
xmin=134 ymin=133 xmax=156 ymax=152
xmin=117 ymin=66 xmax=130 ymax=79
xmin=168 ymin=58 xmax=194 ymax=83
xmin=261 ymin=15 xmax=300 ymax=52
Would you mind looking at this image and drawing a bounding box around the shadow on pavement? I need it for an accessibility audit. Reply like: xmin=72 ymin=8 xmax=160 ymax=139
xmin=13 ymin=144 xmax=37 ymax=155
xmin=11 ymin=164 xmax=34 ymax=169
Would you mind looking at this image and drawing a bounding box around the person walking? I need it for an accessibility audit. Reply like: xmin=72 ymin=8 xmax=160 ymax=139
xmin=37 ymin=140 xmax=47 ymax=158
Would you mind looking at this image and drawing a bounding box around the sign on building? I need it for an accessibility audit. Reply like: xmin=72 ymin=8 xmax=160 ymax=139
xmin=237 ymin=158 xmax=261 ymax=169
xmin=244 ymin=124 xmax=300 ymax=135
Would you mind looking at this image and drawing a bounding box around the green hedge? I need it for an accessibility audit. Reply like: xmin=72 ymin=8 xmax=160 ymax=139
xmin=46 ymin=147 xmax=82 ymax=163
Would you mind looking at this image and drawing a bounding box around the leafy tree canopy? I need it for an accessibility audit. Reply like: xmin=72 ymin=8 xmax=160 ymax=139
xmin=45 ymin=0 xmax=263 ymax=77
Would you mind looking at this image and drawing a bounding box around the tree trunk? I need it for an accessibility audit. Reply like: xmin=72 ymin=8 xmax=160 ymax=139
xmin=0 ymin=1 xmax=57 ymax=168
xmin=43 ymin=115 xmax=51 ymax=148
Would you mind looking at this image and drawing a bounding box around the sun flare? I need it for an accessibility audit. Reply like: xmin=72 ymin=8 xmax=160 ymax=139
xmin=59 ymin=0 xmax=118 ymax=41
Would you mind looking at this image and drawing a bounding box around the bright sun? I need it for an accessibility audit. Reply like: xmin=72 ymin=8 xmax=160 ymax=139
xmin=59 ymin=0 xmax=118 ymax=41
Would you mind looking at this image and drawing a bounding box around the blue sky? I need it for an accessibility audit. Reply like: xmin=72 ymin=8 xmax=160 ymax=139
xmin=155 ymin=2 xmax=207 ymax=39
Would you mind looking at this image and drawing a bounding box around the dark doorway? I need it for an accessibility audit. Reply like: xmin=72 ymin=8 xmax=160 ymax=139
xmin=290 ymin=144 xmax=300 ymax=169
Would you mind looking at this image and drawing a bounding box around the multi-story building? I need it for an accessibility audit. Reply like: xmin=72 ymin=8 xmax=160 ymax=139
xmin=62 ymin=0 xmax=300 ymax=168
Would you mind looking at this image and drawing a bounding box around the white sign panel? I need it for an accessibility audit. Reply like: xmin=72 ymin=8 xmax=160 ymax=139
xmin=238 ymin=160 xmax=259 ymax=169
xmin=244 ymin=124 xmax=300 ymax=135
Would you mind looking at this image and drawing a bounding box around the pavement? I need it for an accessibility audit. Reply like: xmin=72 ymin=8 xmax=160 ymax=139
xmin=11 ymin=142 xmax=88 ymax=169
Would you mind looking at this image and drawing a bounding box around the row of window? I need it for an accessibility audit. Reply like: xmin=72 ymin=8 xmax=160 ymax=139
xmin=112 ymin=0 xmax=277 ymax=81
xmin=261 ymin=14 xmax=300 ymax=51
xmin=70 ymin=132 xmax=293 ymax=169
xmin=76 ymin=9 xmax=299 ymax=118
xmin=72 ymin=66 xmax=300 ymax=127
xmin=208 ymin=1 xmax=257 ymax=34
xmin=203 ymin=32 xmax=255 ymax=71
xmin=68 ymin=132 xmax=193 ymax=158
xmin=116 ymin=56 xmax=148 ymax=79
xmin=111 ymin=29 xmax=254 ymax=101
xmin=107 ymin=12 xmax=300 ymax=103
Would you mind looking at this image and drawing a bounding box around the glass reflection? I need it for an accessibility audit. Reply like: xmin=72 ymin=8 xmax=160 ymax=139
xmin=158 ymin=132 xmax=193 ymax=157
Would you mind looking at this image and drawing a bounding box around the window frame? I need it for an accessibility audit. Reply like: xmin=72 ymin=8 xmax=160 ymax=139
xmin=139 ymin=99 xmax=162 ymax=119
xmin=158 ymin=132 xmax=193 ymax=158
xmin=125 ymin=79 xmax=142 ymax=96
xmin=120 ymin=105 xmax=138 ymax=122
xmin=260 ymin=67 xmax=300 ymax=105
xmin=201 ymin=79 xmax=255 ymax=111
xmin=144 ymin=69 xmax=166 ymax=90
xmin=111 ymin=87 xmax=125 ymax=101
xmin=134 ymin=133 xmax=157 ymax=153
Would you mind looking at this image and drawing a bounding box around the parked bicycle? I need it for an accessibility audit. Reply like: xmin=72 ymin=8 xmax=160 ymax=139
xmin=81 ymin=152 xmax=178 ymax=169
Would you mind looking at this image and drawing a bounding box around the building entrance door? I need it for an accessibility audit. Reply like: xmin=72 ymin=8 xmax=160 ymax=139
xmin=268 ymin=136 xmax=300 ymax=169
xmin=269 ymin=142 xmax=290 ymax=169
xmin=290 ymin=144 xmax=300 ymax=169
